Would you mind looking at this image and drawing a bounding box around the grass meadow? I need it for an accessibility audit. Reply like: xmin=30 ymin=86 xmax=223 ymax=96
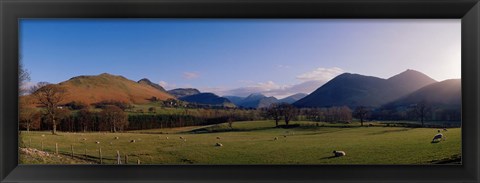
xmin=19 ymin=120 xmax=461 ymax=165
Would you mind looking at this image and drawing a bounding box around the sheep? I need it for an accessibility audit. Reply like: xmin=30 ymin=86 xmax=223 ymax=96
xmin=216 ymin=136 xmax=221 ymax=140
xmin=215 ymin=143 xmax=223 ymax=147
xmin=274 ymin=137 xmax=278 ymax=141
xmin=95 ymin=141 xmax=100 ymax=144
xmin=166 ymin=137 xmax=169 ymax=140
xmin=179 ymin=136 xmax=184 ymax=139
xmin=130 ymin=140 xmax=136 ymax=143
xmin=41 ymin=134 xmax=45 ymax=137
xmin=333 ymin=150 xmax=346 ymax=157
xmin=82 ymin=138 xmax=87 ymax=141
xmin=183 ymin=139 xmax=187 ymax=142
xmin=432 ymin=133 xmax=446 ymax=142
xmin=114 ymin=137 xmax=119 ymax=140
xmin=443 ymin=128 xmax=448 ymax=132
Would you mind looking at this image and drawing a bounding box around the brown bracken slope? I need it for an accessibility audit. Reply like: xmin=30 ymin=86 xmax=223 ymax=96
xmin=54 ymin=73 xmax=173 ymax=105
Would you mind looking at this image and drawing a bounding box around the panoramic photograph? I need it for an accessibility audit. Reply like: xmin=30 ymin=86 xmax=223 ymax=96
xmin=18 ymin=19 xmax=461 ymax=165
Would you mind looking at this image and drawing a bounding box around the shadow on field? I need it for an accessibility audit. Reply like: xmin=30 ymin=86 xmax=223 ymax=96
xmin=320 ymin=156 xmax=338 ymax=160
xmin=367 ymin=128 xmax=412 ymax=135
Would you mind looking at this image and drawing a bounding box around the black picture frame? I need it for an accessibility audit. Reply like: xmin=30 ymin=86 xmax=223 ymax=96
xmin=1 ymin=0 xmax=479 ymax=182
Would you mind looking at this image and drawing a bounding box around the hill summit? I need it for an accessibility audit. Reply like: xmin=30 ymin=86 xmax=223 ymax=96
xmin=294 ymin=69 xmax=437 ymax=108
xmin=55 ymin=73 xmax=173 ymax=105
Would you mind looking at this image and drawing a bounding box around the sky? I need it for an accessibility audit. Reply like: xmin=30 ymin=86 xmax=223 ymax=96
xmin=20 ymin=19 xmax=461 ymax=98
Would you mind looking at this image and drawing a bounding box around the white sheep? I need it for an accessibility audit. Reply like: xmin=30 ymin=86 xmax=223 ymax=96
xmin=95 ymin=141 xmax=100 ymax=144
xmin=114 ymin=137 xmax=119 ymax=140
xmin=443 ymin=128 xmax=448 ymax=132
xmin=274 ymin=137 xmax=278 ymax=141
xmin=130 ymin=140 xmax=136 ymax=143
xmin=41 ymin=134 xmax=45 ymax=137
xmin=333 ymin=150 xmax=346 ymax=157
xmin=216 ymin=136 xmax=221 ymax=140
xmin=166 ymin=137 xmax=169 ymax=140
xmin=432 ymin=133 xmax=446 ymax=142
xmin=215 ymin=143 xmax=223 ymax=147
xmin=82 ymin=138 xmax=87 ymax=141
xmin=179 ymin=136 xmax=184 ymax=139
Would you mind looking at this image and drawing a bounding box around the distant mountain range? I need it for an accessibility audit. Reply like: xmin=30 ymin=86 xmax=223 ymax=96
xmin=27 ymin=70 xmax=459 ymax=111
xmin=294 ymin=69 xmax=438 ymax=108
xmin=167 ymin=88 xmax=201 ymax=98
xmin=179 ymin=93 xmax=235 ymax=108
xmin=381 ymin=79 xmax=461 ymax=110
xmin=225 ymin=93 xmax=308 ymax=109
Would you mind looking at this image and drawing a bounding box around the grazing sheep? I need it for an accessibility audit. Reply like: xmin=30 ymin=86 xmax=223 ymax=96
xmin=333 ymin=150 xmax=346 ymax=157
xmin=41 ymin=134 xmax=45 ymax=137
xmin=114 ymin=137 xmax=119 ymax=140
xmin=166 ymin=137 xmax=169 ymax=140
xmin=443 ymin=128 xmax=448 ymax=132
xmin=130 ymin=140 xmax=136 ymax=143
xmin=179 ymin=136 xmax=184 ymax=139
xmin=82 ymin=138 xmax=87 ymax=141
xmin=95 ymin=141 xmax=100 ymax=144
xmin=274 ymin=137 xmax=278 ymax=141
xmin=183 ymin=139 xmax=187 ymax=142
xmin=432 ymin=133 xmax=446 ymax=142
xmin=216 ymin=137 xmax=221 ymax=140
xmin=215 ymin=143 xmax=223 ymax=147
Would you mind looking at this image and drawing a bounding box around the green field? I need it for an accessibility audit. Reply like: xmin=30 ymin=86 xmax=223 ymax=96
xmin=19 ymin=120 xmax=461 ymax=165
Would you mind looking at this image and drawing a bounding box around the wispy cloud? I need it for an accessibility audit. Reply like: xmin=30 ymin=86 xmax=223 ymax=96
xmin=221 ymin=67 xmax=345 ymax=98
xmin=277 ymin=65 xmax=291 ymax=69
xmin=296 ymin=67 xmax=344 ymax=82
xmin=182 ymin=72 xmax=200 ymax=80
xmin=158 ymin=80 xmax=176 ymax=90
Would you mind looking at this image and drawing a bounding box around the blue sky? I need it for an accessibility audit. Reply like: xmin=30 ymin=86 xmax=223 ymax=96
xmin=20 ymin=19 xmax=460 ymax=98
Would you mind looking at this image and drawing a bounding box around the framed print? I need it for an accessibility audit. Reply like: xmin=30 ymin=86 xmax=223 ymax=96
xmin=1 ymin=0 xmax=479 ymax=182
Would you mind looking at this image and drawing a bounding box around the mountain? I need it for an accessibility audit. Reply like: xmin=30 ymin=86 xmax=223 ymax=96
xmin=167 ymin=88 xmax=201 ymax=98
xmin=223 ymin=96 xmax=246 ymax=106
xmin=386 ymin=69 xmax=437 ymax=98
xmin=54 ymin=73 xmax=173 ymax=105
xmin=179 ymin=93 xmax=235 ymax=107
xmin=279 ymin=93 xmax=308 ymax=104
xmin=137 ymin=78 xmax=166 ymax=92
xmin=237 ymin=93 xmax=279 ymax=108
xmin=382 ymin=79 xmax=461 ymax=110
xmin=294 ymin=69 xmax=437 ymax=108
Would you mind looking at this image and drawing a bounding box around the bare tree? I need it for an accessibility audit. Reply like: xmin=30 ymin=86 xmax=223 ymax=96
xmin=100 ymin=105 xmax=128 ymax=133
xmin=19 ymin=107 xmax=41 ymax=132
xmin=266 ymin=103 xmax=282 ymax=127
xmin=279 ymin=103 xmax=297 ymax=126
xmin=414 ymin=100 xmax=431 ymax=127
xmin=353 ymin=106 xmax=370 ymax=126
xmin=19 ymin=62 xmax=31 ymax=96
xmin=28 ymin=82 xmax=50 ymax=94
xmin=34 ymin=84 xmax=67 ymax=134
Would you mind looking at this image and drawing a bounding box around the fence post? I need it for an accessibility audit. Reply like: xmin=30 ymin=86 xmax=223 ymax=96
xmin=137 ymin=159 xmax=140 ymax=164
xmin=55 ymin=143 xmax=58 ymax=154
xmin=116 ymin=150 xmax=121 ymax=164
xmin=71 ymin=145 xmax=74 ymax=158
xmin=125 ymin=154 xmax=128 ymax=164
xmin=99 ymin=148 xmax=102 ymax=164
